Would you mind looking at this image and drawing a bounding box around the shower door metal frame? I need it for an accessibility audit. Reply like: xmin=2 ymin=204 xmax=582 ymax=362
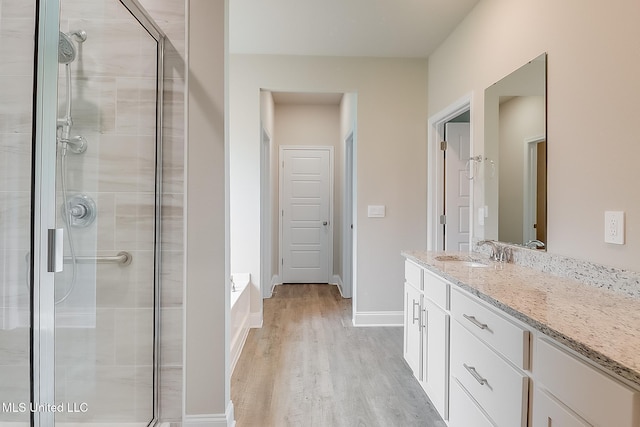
xmin=118 ymin=1 xmax=166 ymax=424
xmin=32 ymin=0 xmax=61 ymax=425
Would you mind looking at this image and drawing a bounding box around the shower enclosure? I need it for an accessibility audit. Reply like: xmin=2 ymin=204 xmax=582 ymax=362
xmin=0 ymin=0 xmax=164 ymax=425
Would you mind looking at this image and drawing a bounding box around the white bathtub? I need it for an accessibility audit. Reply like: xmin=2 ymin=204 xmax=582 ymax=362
xmin=230 ymin=273 xmax=251 ymax=374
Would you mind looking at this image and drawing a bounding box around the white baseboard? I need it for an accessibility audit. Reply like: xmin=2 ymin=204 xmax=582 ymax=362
xmin=183 ymin=402 xmax=235 ymax=426
xmin=353 ymin=311 xmax=403 ymax=327
xmin=264 ymin=274 xmax=280 ymax=298
xmin=249 ymin=312 xmax=263 ymax=328
xmin=230 ymin=324 xmax=250 ymax=375
xmin=331 ymin=274 xmax=344 ymax=296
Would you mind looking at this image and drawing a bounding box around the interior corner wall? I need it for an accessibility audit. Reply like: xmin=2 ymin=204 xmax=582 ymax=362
xmin=230 ymin=56 xmax=428 ymax=317
xmin=427 ymin=0 xmax=640 ymax=270
xmin=185 ymin=0 xmax=228 ymax=419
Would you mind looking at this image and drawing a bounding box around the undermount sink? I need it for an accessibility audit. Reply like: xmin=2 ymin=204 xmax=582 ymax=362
xmin=457 ymin=261 xmax=489 ymax=268
xmin=434 ymin=255 xmax=489 ymax=268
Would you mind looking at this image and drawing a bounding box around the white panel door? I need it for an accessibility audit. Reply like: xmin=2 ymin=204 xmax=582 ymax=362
xmin=281 ymin=147 xmax=332 ymax=283
xmin=445 ymin=122 xmax=471 ymax=251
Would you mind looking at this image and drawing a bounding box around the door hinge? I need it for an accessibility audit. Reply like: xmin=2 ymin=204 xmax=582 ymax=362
xmin=439 ymin=215 xmax=447 ymax=225
xmin=281 ymin=258 xmax=284 ymax=266
xmin=440 ymin=140 xmax=447 ymax=151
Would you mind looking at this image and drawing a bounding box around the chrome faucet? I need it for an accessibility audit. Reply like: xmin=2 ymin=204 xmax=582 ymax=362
xmin=477 ymin=240 xmax=499 ymax=261
xmin=525 ymin=239 xmax=545 ymax=249
xmin=477 ymin=240 xmax=512 ymax=263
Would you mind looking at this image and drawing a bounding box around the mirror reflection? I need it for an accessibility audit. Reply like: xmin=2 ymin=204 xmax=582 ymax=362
xmin=484 ymin=53 xmax=547 ymax=249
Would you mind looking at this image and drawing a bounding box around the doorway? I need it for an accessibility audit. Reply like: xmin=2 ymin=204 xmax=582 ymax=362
xmin=427 ymin=96 xmax=472 ymax=251
xmin=342 ymin=132 xmax=355 ymax=298
xmin=279 ymin=146 xmax=334 ymax=283
xmin=443 ymin=120 xmax=471 ymax=251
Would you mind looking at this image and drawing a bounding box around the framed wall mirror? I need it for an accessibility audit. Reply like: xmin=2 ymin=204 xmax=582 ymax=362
xmin=483 ymin=53 xmax=547 ymax=249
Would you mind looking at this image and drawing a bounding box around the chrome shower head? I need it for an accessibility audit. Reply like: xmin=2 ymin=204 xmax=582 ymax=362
xmin=58 ymin=32 xmax=76 ymax=64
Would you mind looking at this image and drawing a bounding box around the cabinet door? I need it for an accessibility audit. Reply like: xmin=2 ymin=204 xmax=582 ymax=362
xmin=422 ymin=298 xmax=449 ymax=419
xmin=533 ymin=388 xmax=590 ymax=427
xmin=449 ymin=378 xmax=495 ymax=427
xmin=404 ymin=282 xmax=422 ymax=377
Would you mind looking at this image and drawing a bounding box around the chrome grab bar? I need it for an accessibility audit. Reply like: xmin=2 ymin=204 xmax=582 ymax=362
xmin=63 ymin=251 xmax=132 ymax=266
xmin=463 ymin=314 xmax=488 ymax=330
xmin=463 ymin=363 xmax=488 ymax=386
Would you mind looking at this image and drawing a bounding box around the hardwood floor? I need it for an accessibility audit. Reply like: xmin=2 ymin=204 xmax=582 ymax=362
xmin=231 ymin=284 xmax=447 ymax=427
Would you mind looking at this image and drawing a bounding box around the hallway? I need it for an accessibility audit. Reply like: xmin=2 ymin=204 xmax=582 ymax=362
xmin=231 ymin=284 xmax=446 ymax=426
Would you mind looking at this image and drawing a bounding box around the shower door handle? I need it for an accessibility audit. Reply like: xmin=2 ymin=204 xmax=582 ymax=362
xmin=47 ymin=228 xmax=64 ymax=273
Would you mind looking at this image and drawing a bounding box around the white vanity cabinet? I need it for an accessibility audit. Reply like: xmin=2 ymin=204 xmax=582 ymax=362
xmin=421 ymin=270 xmax=450 ymax=418
xmin=449 ymin=288 xmax=529 ymax=427
xmin=402 ymin=253 xmax=640 ymax=427
xmin=404 ymin=280 xmax=422 ymax=376
xmin=403 ymin=261 xmax=450 ymax=420
xmin=533 ymin=337 xmax=640 ymax=427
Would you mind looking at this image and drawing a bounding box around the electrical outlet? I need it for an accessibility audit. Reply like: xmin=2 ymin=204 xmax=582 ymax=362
xmin=604 ymin=211 xmax=625 ymax=244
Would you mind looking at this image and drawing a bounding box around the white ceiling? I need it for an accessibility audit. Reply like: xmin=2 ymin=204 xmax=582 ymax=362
xmin=229 ymin=0 xmax=481 ymax=58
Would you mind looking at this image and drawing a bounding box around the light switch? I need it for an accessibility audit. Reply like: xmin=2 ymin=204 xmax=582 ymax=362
xmin=368 ymin=205 xmax=386 ymax=218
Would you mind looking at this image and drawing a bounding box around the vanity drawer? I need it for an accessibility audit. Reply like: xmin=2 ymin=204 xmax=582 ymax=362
xmin=451 ymin=320 xmax=528 ymax=427
xmin=423 ymin=268 xmax=449 ymax=309
xmin=449 ymin=377 xmax=495 ymax=427
xmin=405 ymin=260 xmax=423 ymax=290
xmin=451 ymin=288 xmax=530 ymax=369
xmin=536 ymin=337 xmax=640 ymax=427
xmin=532 ymin=387 xmax=589 ymax=427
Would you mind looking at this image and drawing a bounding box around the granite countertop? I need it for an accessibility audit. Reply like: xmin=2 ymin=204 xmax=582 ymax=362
xmin=402 ymin=250 xmax=640 ymax=388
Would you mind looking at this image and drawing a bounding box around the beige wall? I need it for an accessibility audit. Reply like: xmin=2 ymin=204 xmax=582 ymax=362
xmin=230 ymin=55 xmax=428 ymax=318
xmin=185 ymin=0 xmax=228 ymax=418
xmin=428 ymin=0 xmax=640 ymax=270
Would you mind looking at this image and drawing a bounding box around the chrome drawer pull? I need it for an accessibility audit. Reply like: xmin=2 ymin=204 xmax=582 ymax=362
xmin=463 ymin=363 xmax=488 ymax=386
xmin=463 ymin=314 xmax=488 ymax=330
xmin=412 ymin=300 xmax=420 ymax=324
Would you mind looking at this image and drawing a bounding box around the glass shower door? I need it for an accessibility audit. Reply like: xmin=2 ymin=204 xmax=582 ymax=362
xmin=1 ymin=0 xmax=163 ymax=424
xmin=53 ymin=0 xmax=164 ymax=425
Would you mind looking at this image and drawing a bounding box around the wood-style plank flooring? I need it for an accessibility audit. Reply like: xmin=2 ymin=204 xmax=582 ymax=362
xmin=231 ymin=284 xmax=447 ymax=427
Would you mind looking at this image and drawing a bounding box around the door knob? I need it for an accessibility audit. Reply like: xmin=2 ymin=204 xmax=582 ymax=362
xmin=323 ymin=221 xmax=328 ymax=226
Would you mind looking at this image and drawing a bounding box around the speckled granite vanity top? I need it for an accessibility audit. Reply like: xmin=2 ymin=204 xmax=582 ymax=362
xmin=402 ymin=250 xmax=640 ymax=387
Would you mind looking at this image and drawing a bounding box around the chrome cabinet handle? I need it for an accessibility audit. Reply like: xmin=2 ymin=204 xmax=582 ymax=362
xmin=463 ymin=363 xmax=488 ymax=386
xmin=463 ymin=314 xmax=488 ymax=330
xmin=412 ymin=300 xmax=420 ymax=324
